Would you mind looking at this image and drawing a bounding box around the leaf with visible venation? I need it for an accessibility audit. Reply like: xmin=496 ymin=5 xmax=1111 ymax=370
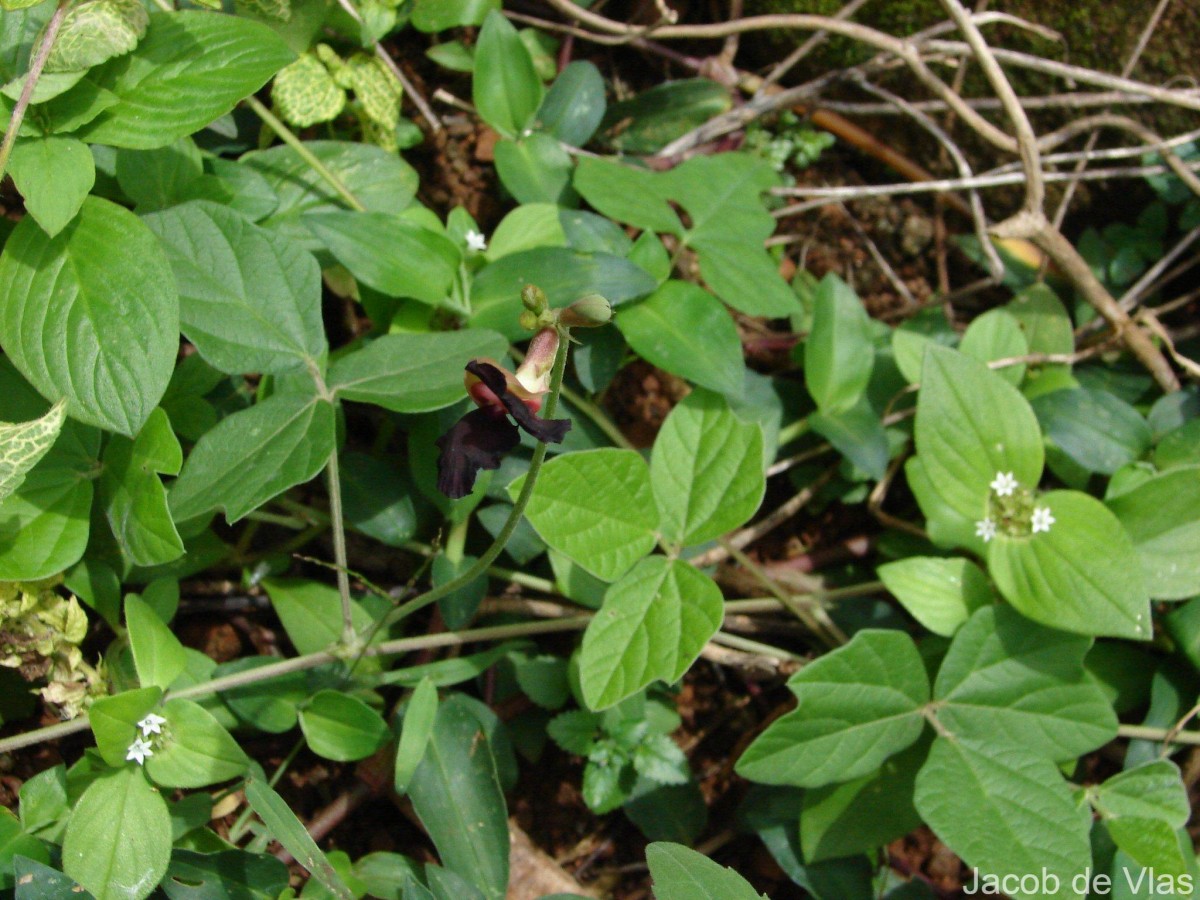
xmin=520 ymin=448 xmax=658 ymax=582
xmin=493 ymin=134 xmax=576 ymax=205
xmin=472 ymin=10 xmax=542 ymax=137
xmin=877 ymin=556 xmax=991 ymax=637
xmin=62 ymin=767 xmax=171 ymax=900
xmin=305 ymin=211 xmax=460 ymax=305
xmin=7 ymin=137 xmax=94 ymax=237
xmin=0 ymin=399 xmax=65 ymax=504
xmin=988 ymin=490 xmax=1151 ymax=639
xmin=693 ymin=239 xmax=801 ymax=317
xmin=616 ymin=281 xmax=745 ymax=397
xmin=736 ymin=631 xmax=929 ymax=788
xmin=408 ymin=696 xmax=509 ymax=900
xmin=99 ymin=408 xmax=184 ymax=567
xmin=76 ymin=12 xmax=294 ymax=148
xmin=168 ymin=392 xmax=335 ymax=523
xmin=535 ymin=60 xmax=606 ymax=146
xmin=0 ymin=196 xmax=178 ymax=435
xmin=1032 ymin=388 xmax=1151 ymax=475
xmin=261 ymin=578 xmax=378 ymax=660
xmin=933 ymin=605 xmax=1117 ymax=758
xmin=915 ymin=737 xmax=1090 ymax=900
xmin=125 ymin=594 xmax=186 ymax=691
xmin=143 ymin=201 xmax=326 ymax=375
xmin=960 ymin=308 xmax=1028 ymax=386
xmin=243 ymin=141 xmax=418 ymax=246
xmin=330 ymin=330 xmax=506 ymax=413
xmin=573 ymin=158 xmax=683 ymax=236
xmin=809 ymin=397 xmax=889 ymax=481
xmin=471 ymin=247 xmax=655 ymax=340
xmin=912 ymin=345 xmax=1044 ymax=550
xmin=88 ymin=687 xmax=162 ymax=767
xmin=580 ymin=556 xmax=723 ymax=710
xmin=1090 ymin=760 xmax=1190 ymax=875
xmin=395 ymin=678 xmax=438 ymax=794
xmin=805 ymin=274 xmax=874 ymax=414
xmin=1108 ymin=466 xmax=1200 ymax=600
xmin=662 ymin=153 xmax=777 ymax=246
xmin=271 ymin=53 xmax=345 ymax=128
xmin=0 ymin=420 xmax=98 ymax=581
xmin=650 ymin=390 xmax=764 ymax=547
xmin=299 ymin=690 xmax=390 ymax=762
xmin=245 ymin=777 xmax=352 ymax=900
xmin=145 ymin=698 xmax=250 ymax=789
xmin=44 ymin=0 xmax=147 ymax=73
xmin=645 ymin=843 xmax=767 ymax=900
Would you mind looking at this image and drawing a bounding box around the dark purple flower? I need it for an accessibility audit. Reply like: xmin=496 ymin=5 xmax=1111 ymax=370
xmin=435 ymin=356 xmax=571 ymax=500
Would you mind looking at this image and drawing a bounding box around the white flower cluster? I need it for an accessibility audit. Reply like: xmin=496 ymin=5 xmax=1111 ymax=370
xmin=975 ymin=472 xmax=1054 ymax=542
xmin=465 ymin=229 xmax=487 ymax=253
xmin=125 ymin=712 xmax=167 ymax=765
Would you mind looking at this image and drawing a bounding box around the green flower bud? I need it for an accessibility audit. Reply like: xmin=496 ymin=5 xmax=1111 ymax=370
xmin=558 ymin=293 xmax=612 ymax=328
xmin=521 ymin=284 xmax=548 ymax=315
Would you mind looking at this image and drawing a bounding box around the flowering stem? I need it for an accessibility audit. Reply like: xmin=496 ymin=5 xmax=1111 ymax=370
xmin=383 ymin=330 xmax=573 ymax=627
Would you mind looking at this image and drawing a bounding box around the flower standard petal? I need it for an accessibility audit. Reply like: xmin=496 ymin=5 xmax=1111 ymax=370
xmin=465 ymin=360 xmax=571 ymax=444
xmin=435 ymin=407 xmax=521 ymax=500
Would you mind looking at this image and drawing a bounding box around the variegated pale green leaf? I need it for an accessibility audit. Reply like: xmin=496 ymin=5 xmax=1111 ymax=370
xmin=0 ymin=400 xmax=66 ymax=504
xmin=345 ymin=54 xmax=401 ymax=132
xmin=44 ymin=0 xmax=148 ymax=74
xmin=272 ymin=54 xmax=345 ymax=128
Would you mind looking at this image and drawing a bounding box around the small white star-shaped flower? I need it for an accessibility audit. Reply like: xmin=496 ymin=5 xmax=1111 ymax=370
xmin=126 ymin=736 xmax=154 ymax=765
xmin=137 ymin=712 xmax=167 ymax=737
xmin=989 ymin=471 xmax=1018 ymax=497
xmin=975 ymin=517 xmax=997 ymax=543
xmin=1031 ymin=506 xmax=1055 ymax=534
xmin=465 ymin=230 xmax=487 ymax=253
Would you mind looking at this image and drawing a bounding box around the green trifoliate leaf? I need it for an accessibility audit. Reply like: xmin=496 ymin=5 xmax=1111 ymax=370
xmin=650 ymin=389 xmax=764 ymax=547
xmin=520 ymin=448 xmax=658 ymax=583
xmin=1106 ymin=465 xmax=1200 ymax=600
xmin=914 ymin=737 xmax=1090 ymax=900
xmin=43 ymin=0 xmax=147 ymax=73
xmin=932 ymin=605 xmax=1117 ymax=759
xmin=736 ymin=630 xmax=929 ymax=788
xmin=580 ymin=556 xmax=723 ymax=710
xmin=62 ymin=766 xmax=171 ymax=900
xmin=0 ymin=399 xmax=65 ymax=504
xmin=272 ymin=53 xmax=345 ymax=127
xmin=987 ymin=490 xmax=1151 ymax=639
xmin=7 ymin=136 xmax=94 ymax=237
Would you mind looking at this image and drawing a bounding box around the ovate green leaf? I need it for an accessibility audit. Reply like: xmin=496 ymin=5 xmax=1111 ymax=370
xmin=877 ymin=555 xmax=991 ymax=637
xmin=804 ymin=274 xmax=874 ymax=414
xmin=645 ymin=842 xmax=767 ymax=900
xmin=650 ymin=390 xmax=764 ymax=547
xmin=1108 ymin=466 xmax=1200 ymax=600
xmin=143 ymin=200 xmax=326 ymax=375
xmin=616 ymin=281 xmax=744 ymax=397
xmin=0 ymin=196 xmax=178 ymax=435
xmin=472 ymin=10 xmax=543 ymax=138
xmin=580 ymin=557 xmax=723 ymax=710
xmin=77 ymin=12 xmax=295 ymax=148
xmin=125 ymin=594 xmax=185 ymax=691
xmin=736 ymin=630 xmax=929 ymax=788
xmin=987 ymin=490 xmax=1151 ymax=639
xmin=521 ymin=448 xmax=658 ymax=582
xmin=7 ymin=137 xmax=94 ymax=237
xmin=144 ymin=698 xmax=251 ymax=788
xmin=168 ymin=393 xmax=335 ymax=523
xmin=299 ymin=690 xmax=390 ymax=762
xmin=914 ymin=737 xmax=1090 ymax=900
xmin=62 ymin=767 xmax=171 ymax=900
